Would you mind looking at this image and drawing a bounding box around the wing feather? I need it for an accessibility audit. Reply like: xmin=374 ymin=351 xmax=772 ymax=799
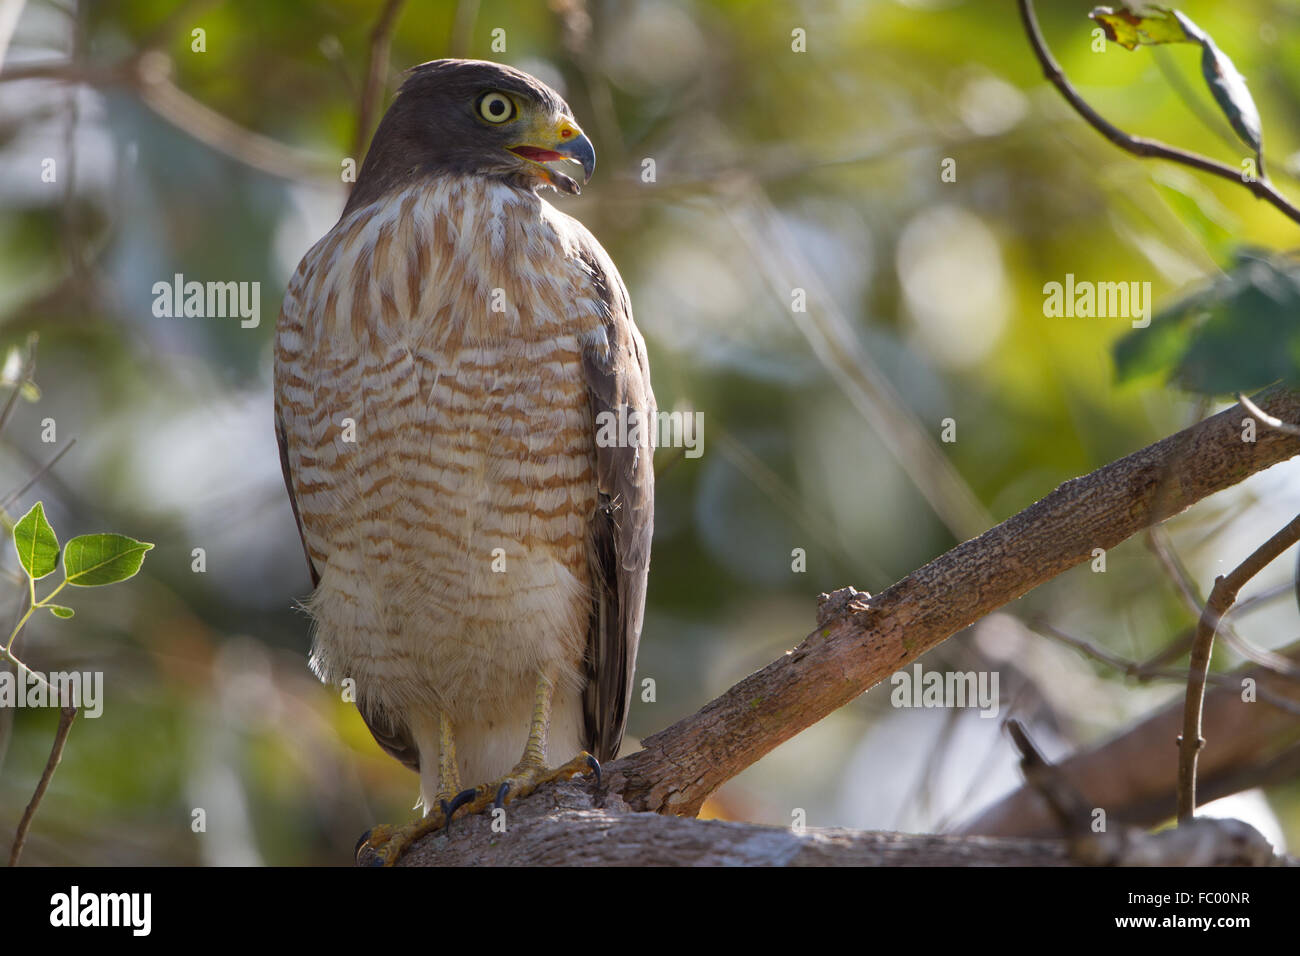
xmin=572 ymin=234 xmax=655 ymax=764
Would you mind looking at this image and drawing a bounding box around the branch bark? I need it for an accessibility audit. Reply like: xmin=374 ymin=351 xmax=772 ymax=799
xmin=400 ymin=780 xmax=1075 ymax=866
xmin=602 ymin=388 xmax=1300 ymax=818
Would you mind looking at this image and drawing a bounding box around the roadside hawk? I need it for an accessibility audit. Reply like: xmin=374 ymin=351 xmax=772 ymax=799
xmin=273 ymin=59 xmax=655 ymax=864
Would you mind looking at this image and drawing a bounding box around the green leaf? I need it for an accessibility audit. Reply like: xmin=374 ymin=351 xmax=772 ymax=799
xmin=1171 ymin=11 xmax=1262 ymax=155
xmin=63 ymin=533 xmax=154 ymax=587
xmin=1090 ymin=8 xmax=1262 ymax=157
xmin=47 ymin=605 xmax=74 ymax=619
xmin=1114 ymin=313 xmax=1193 ymax=383
xmin=12 ymin=501 xmax=59 ymax=580
xmin=1089 ymin=6 xmax=1193 ymax=50
xmin=1114 ymin=250 xmax=1300 ymax=393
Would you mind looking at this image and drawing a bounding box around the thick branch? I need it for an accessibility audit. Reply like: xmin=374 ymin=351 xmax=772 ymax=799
xmin=400 ymin=781 xmax=1072 ymax=866
xmin=401 ymin=778 xmax=1277 ymax=867
xmin=603 ymin=388 xmax=1300 ymax=817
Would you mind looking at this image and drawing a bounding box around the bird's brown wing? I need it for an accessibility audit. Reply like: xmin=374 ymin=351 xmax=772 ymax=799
xmin=574 ymin=236 xmax=655 ymax=764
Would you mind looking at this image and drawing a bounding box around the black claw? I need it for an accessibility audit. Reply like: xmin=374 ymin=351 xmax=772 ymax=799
xmin=586 ymin=754 xmax=602 ymax=789
xmin=440 ymin=787 xmax=478 ymax=835
xmin=494 ymin=781 xmax=511 ymax=811
xmin=354 ymin=828 xmax=375 ymax=864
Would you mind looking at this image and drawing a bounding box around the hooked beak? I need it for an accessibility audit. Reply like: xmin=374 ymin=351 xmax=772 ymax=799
xmin=509 ymin=120 xmax=596 ymax=195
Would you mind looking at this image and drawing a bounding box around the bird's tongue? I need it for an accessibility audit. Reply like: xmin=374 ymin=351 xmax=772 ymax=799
xmin=510 ymin=146 xmax=566 ymax=163
xmin=510 ymin=146 xmax=582 ymax=195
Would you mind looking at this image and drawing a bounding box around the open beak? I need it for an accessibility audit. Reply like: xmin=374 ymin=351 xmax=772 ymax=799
xmin=509 ymin=120 xmax=596 ymax=195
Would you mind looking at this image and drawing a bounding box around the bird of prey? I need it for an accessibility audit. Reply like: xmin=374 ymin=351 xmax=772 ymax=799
xmin=274 ymin=59 xmax=654 ymax=864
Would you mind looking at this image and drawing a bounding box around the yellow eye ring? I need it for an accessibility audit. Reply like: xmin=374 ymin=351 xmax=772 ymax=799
xmin=478 ymin=92 xmax=515 ymax=124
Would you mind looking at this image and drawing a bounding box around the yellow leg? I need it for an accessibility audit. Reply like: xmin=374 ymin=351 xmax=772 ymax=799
xmin=356 ymin=669 xmax=599 ymax=866
xmin=438 ymin=710 xmax=461 ymax=799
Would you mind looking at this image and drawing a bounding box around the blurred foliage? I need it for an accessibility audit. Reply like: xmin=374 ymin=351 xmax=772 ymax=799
xmin=1115 ymin=249 xmax=1300 ymax=392
xmin=1 ymin=0 xmax=1299 ymax=865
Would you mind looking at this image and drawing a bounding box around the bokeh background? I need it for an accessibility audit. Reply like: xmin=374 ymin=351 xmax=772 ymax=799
xmin=1 ymin=0 xmax=1299 ymax=865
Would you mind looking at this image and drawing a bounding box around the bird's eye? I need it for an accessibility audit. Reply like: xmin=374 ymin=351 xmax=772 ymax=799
xmin=478 ymin=92 xmax=516 ymax=124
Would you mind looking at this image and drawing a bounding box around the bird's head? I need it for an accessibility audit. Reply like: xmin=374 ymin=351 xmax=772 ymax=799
xmin=348 ymin=59 xmax=596 ymax=211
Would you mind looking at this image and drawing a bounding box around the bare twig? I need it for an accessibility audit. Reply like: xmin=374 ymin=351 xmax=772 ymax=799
xmin=1146 ymin=525 xmax=1204 ymax=618
xmin=0 ymin=56 xmax=333 ymax=182
xmin=1006 ymin=719 xmax=1090 ymax=835
xmin=0 ymin=438 xmax=76 ymax=511
xmin=8 ymin=701 xmax=77 ymax=866
xmin=726 ymin=186 xmax=994 ymax=541
xmin=351 ymin=0 xmax=407 ymax=167
xmin=1147 ymin=522 xmax=1300 ymax=681
xmin=1018 ymin=0 xmax=1300 ymax=226
xmin=1027 ymin=618 xmax=1300 ymax=715
xmin=1238 ymin=390 xmax=1300 ymax=437
xmin=133 ymin=59 xmax=333 ymax=181
xmin=1178 ymin=513 xmax=1300 ymax=822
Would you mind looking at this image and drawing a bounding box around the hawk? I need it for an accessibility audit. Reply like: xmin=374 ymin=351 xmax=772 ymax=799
xmin=273 ymin=59 xmax=654 ymax=864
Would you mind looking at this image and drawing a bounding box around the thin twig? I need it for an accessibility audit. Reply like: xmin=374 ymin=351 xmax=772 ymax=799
xmin=1018 ymin=0 xmax=1300 ymax=226
xmin=351 ymin=0 xmax=407 ymax=167
xmin=1146 ymin=525 xmax=1205 ymax=618
xmin=8 ymin=701 xmax=76 ymax=866
xmin=1027 ymin=618 xmax=1300 ymax=716
xmin=1238 ymin=390 xmax=1300 ymax=437
xmin=1006 ymin=719 xmax=1090 ymax=835
xmin=0 ymin=438 xmax=76 ymax=511
xmin=1146 ymin=521 xmax=1300 ymax=680
xmin=0 ymin=57 xmax=333 ymax=182
xmin=1178 ymin=513 xmax=1300 ymax=822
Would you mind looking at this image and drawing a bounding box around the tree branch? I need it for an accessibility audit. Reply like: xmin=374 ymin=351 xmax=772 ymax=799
xmin=1018 ymin=0 xmax=1300 ymax=226
xmin=595 ymin=388 xmax=1300 ymax=818
xmin=1177 ymin=512 xmax=1300 ymax=821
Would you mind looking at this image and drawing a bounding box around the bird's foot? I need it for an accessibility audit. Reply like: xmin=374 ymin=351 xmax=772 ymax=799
xmin=355 ymin=811 xmax=447 ymax=867
xmin=354 ymin=785 xmax=479 ymax=866
xmin=475 ymin=751 xmax=602 ymax=814
xmin=353 ymin=754 xmax=599 ymax=866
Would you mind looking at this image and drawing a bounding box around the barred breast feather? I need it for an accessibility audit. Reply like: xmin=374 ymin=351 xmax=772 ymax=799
xmin=273 ymin=176 xmax=653 ymax=796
